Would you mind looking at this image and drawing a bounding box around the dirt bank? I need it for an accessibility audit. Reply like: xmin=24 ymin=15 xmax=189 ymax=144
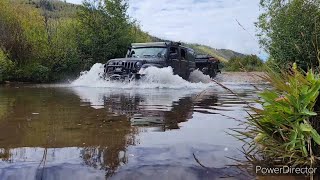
xmin=215 ymin=72 xmax=268 ymax=84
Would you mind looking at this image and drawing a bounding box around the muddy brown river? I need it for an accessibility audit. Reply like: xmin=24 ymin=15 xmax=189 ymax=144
xmin=0 ymin=81 xmax=266 ymax=180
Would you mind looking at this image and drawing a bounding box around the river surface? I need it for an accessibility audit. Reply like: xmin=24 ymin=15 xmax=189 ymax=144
xmin=0 ymin=64 xmax=269 ymax=180
xmin=0 ymin=82 xmax=265 ymax=180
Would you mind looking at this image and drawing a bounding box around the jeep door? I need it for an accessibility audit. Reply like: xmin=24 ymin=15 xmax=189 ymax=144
xmin=179 ymin=47 xmax=188 ymax=79
xmin=169 ymin=46 xmax=180 ymax=75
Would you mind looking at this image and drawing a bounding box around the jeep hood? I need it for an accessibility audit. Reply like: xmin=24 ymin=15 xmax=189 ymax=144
xmin=107 ymin=57 xmax=163 ymax=64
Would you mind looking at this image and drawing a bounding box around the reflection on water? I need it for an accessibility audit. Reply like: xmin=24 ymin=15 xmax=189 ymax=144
xmin=0 ymin=84 xmax=261 ymax=180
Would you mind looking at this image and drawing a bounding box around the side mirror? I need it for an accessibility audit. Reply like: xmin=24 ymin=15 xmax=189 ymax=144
xmin=127 ymin=50 xmax=135 ymax=58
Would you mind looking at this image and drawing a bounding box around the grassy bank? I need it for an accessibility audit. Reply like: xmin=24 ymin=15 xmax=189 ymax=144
xmin=231 ymin=65 xmax=320 ymax=178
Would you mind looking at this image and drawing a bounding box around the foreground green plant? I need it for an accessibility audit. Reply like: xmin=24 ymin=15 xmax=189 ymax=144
xmin=234 ymin=64 xmax=320 ymax=169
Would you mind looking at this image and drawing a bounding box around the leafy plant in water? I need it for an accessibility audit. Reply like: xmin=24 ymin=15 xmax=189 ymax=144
xmin=234 ymin=64 xmax=320 ymax=170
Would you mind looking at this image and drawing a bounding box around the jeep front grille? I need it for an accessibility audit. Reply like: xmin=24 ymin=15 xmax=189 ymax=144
xmin=122 ymin=62 xmax=135 ymax=70
xmin=107 ymin=61 xmax=136 ymax=72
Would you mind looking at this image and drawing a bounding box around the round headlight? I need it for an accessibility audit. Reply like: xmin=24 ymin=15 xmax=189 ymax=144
xmin=135 ymin=62 xmax=142 ymax=68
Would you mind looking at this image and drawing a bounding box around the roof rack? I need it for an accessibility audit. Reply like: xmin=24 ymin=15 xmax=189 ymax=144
xmin=131 ymin=41 xmax=181 ymax=47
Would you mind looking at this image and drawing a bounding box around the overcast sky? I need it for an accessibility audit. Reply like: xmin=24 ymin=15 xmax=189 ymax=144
xmin=66 ymin=0 xmax=266 ymax=57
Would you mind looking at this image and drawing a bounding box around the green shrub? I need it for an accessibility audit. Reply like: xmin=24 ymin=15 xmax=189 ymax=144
xmin=234 ymin=64 xmax=320 ymax=169
xmin=224 ymin=55 xmax=264 ymax=72
xmin=16 ymin=63 xmax=50 ymax=83
xmin=0 ymin=50 xmax=14 ymax=82
xmin=257 ymin=0 xmax=320 ymax=70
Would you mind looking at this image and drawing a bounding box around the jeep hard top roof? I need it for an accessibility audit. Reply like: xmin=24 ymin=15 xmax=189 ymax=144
xmin=131 ymin=42 xmax=182 ymax=48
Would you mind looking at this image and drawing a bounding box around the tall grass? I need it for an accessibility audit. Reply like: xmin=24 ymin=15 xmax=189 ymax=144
xmin=233 ymin=63 xmax=320 ymax=173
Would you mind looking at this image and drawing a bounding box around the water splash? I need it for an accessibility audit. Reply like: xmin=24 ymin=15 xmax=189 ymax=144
xmin=189 ymin=69 xmax=212 ymax=83
xmin=72 ymin=63 xmax=106 ymax=86
xmin=71 ymin=63 xmax=214 ymax=89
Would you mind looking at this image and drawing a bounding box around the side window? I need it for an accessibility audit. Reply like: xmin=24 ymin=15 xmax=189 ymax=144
xmin=170 ymin=47 xmax=178 ymax=54
xmin=169 ymin=47 xmax=178 ymax=59
xmin=180 ymin=49 xmax=186 ymax=60
xmin=187 ymin=49 xmax=195 ymax=62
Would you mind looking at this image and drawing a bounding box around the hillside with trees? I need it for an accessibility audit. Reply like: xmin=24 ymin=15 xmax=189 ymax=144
xmin=224 ymin=55 xmax=264 ymax=71
xmin=0 ymin=0 xmax=152 ymax=82
xmin=151 ymin=36 xmax=245 ymax=62
xmin=0 ymin=0 xmax=246 ymax=83
xmin=186 ymin=44 xmax=245 ymax=63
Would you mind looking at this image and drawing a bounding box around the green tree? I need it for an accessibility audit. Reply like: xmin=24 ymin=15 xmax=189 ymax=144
xmin=0 ymin=0 xmax=153 ymax=82
xmin=225 ymin=55 xmax=264 ymax=71
xmin=0 ymin=0 xmax=51 ymax=82
xmin=34 ymin=0 xmax=82 ymax=81
xmin=130 ymin=24 xmax=152 ymax=43
xmin=77 ymin=0 xmax=134 ymax=69
xmin=48 ymin=19 xmax=81 ymax=81
xmin=0 ymin=0 xmax=25 ymax=62
xmin=257 ymin=0 xmax=320 ymax=70
xmin=0 ymin=49 xmax=14 ymax=82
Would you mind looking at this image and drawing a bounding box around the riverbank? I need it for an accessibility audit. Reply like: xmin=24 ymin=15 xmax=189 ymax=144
xmin=215 ymin=71 xmax=267 ymax=84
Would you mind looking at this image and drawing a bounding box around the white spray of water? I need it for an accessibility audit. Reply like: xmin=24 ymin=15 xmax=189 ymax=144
xmin=71 ymin=63 xmax=214 ymax=89
xmin=189 ymin=69 xmax=212 ymax=83
xmin=72 ymin=63 xmax=106 ymax=85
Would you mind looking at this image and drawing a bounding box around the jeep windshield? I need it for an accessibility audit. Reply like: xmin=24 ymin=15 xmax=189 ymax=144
xmin=129 ymin=47 xmax=167 ymax=58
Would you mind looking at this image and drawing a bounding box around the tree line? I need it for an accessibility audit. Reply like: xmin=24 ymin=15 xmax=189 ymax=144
xmin=3 ymin=0 xmax=316 ymax=82
xmin=0 ymin=0 xmax=151 ymax=83
xmin=257 ymin=0 xmax=320 ymax=70
xmin=223 ymin=55 xmax=264 ymax=72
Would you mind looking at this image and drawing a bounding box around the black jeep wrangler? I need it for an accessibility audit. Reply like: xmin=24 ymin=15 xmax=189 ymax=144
xmin=103 ymin=42 xmax=196 ymax=81
xmin=195 ymin=54 xmax=221 ymax=78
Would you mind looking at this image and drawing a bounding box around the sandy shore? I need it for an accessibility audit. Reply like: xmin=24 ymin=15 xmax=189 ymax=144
xmin=215 ymin=71 xmax=268 ymax=84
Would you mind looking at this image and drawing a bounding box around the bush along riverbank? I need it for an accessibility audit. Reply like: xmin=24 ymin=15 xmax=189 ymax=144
xmin=0 ymin=0 xmax=152 ymax=83
xmin=233 ymin=64 xmax=320 ymax=178
xmin=223 ymin=55 xmax=264 ymax=72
